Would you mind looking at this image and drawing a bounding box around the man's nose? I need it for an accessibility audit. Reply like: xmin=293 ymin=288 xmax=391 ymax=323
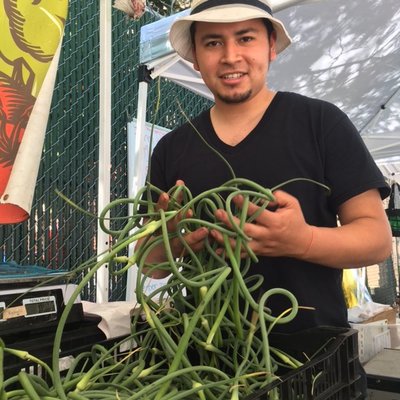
xmin=221 ymin=41 xmax=241 ymax=63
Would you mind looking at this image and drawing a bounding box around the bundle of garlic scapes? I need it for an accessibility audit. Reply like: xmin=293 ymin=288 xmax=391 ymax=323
xmin=2 ymin=177 xmax=332 ymax=399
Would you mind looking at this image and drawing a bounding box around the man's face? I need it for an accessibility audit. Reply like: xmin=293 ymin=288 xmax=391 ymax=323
xmin=192 ymin=19 xmax=276 ymax=104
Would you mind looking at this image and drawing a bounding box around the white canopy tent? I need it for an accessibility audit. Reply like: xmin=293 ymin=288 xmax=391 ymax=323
xmin=136 ymin=0 xmax=400 ymax=171
xmin=126 ymin=0 xmax=400 ymax=301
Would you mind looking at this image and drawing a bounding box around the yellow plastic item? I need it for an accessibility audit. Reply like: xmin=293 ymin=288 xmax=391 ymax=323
xmin=343 ymin=269 xmax=359 ymax=308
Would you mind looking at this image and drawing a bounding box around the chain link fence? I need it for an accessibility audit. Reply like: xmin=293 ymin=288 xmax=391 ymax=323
xmin=0 ymin=1 xmax=211 ymax=301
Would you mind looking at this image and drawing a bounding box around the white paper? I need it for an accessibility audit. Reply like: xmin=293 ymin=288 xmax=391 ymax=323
xmin=82 ymin=300 xmax=139 ymax=339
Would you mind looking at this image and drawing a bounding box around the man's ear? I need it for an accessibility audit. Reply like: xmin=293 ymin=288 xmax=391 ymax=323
xmin=192 ymin=49 xmax=200 ymax=71
xmin=269 ymin=31 xmax=277 ymax=62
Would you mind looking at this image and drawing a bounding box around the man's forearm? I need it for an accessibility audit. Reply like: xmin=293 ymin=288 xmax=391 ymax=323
xmin=301 ymin=219 xmax=392 ymax=269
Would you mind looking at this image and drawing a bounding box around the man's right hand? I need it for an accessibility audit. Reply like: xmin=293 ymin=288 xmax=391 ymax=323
xmin=136 ymin=180 xmax=209 ymax=278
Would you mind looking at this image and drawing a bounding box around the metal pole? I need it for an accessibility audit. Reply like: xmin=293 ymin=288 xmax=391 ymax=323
xmin=272 ymin=0 xmax=323 ymax=12
xmin=96 ymin=0 xmax=112 ymax=303
xmin=126 ymin=75 xmax=150 ymax=302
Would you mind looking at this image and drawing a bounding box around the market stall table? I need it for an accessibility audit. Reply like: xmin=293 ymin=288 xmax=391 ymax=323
xmin=365 ymin=348 xmax=400 ymax=399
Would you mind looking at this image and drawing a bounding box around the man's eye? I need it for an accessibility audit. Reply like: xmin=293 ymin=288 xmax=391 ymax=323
xmin=240 ymin=36 xmax=254 ymax=43
xmin=205 ymin=40 xmax=221 ymax=47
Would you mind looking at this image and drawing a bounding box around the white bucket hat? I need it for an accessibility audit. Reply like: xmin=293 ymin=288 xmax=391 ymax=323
xmin=169 ymin=0 xmax=292 ymax=63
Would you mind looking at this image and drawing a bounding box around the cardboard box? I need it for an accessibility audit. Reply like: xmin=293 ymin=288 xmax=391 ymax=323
xmin=361 ymin=307 xmax=398 ymax=325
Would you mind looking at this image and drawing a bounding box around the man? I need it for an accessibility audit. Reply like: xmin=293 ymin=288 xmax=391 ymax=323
xmin=137 ymin=0 xmax=391 ymax=392
xmin=137 ymin=0 xmax=392 ymax=394
xmin=142 ymin=0 xmax=391 ymax=304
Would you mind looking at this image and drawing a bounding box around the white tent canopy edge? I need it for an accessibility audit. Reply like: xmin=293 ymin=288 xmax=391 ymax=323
xmin=136 ymin=0 xmax=400 ymax=164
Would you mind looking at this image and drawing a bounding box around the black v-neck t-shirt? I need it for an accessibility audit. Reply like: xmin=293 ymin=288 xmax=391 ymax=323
xmin=147 ymin=91 xmax=389 ymax=332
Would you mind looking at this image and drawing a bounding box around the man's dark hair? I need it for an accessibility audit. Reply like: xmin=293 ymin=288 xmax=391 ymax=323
xmin=189 ymin=18 xmax=275 ymax=46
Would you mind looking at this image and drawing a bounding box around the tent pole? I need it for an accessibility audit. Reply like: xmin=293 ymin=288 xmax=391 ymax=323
xmin=96 ymin=0 xmax=112 ymax=303
xmin=272 ymin=0 xmax=323 ymax=12
xmin=126 ymin=65 xmax=152 ymax=302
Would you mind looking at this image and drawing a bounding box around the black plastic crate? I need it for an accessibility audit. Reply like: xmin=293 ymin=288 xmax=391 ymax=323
xmin=3 ymin=316 xmax=107 ymax=382
xmin=244 ymin=326 xmax=363 ymax=400
xmin=4 ymin=324 xmax=363 ymax=399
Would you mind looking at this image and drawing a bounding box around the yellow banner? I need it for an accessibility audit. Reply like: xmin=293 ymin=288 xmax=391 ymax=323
xmin=0 ymin=0 xmax=69 ymax=223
